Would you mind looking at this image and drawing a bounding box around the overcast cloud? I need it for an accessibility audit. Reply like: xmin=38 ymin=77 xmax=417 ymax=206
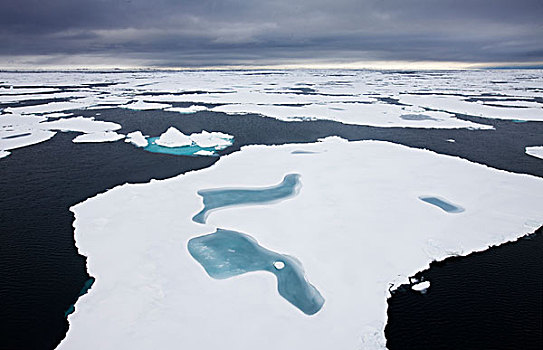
xmin=1 ymin=0 xmax=542 ymax=67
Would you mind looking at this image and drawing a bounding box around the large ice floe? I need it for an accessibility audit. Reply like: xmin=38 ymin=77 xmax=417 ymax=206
xmin=0 ymin=113 xmax=123 ymax=152
xmin=61 ymin=137 xmax=543 ymax=350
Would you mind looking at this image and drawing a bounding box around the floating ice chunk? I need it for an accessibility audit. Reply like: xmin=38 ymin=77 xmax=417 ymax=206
xmin=39 ymin=117 xmax=121 ymax=133
xmin=124 ymin=131 xmax=148 ymax=148
xmin=72 ymin=131 xmax=125 ymax=143
xmin=411 ymin=281 xmax=431 ymax=293
xmin=165 ymin=105 xmax=208 ymax=114
xmin=525 ymin=146 xmax=543 ymax=160
xmin=0 ymin=150 xmax=10 ymax=159
xmin=446 ymin=139 xmax=456 ymax=143
xmin=120 ymin=100 xmax=172 ymax=110
xmin=273 ymin=261 xmax=285 ymax=270
xmin=190 ymin=130 xmax=234 ymax=149
xmin=194 ymin=150 xmax=215 ymax=156
xmin=155 ymin=127 xmax=192 ymax=147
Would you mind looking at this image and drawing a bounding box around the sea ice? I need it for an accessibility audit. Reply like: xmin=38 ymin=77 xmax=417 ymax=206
xmin=165 ymin=105 xmax=208 ymax=114
xmin=411 ymin=281 xmax=431 ymax=293
xmin=155 ymin=127 xmax=192 ymax=147
xmin=61 ymin=138 xmax=543 ymax=350
xmin=193 ymin=150 xmax=215 ymax=156
xmin=0 ymin=150 xmax=10 ymax=159
xmin=120 ymin=100 xmax=172 ymax=111
xmin=125 ymin=131 xmax=148 ymax=148
xmin=525 ymin=146 xmax=543 ymax=160
xmin=189 ymin=130 xmax=234 ymax=149
xmin=72 ymin=132 xmax=125 ymax=143
xmin=39 ymin=117 xmax=121 ymax=133
xmin=0 ymin=129 xmax=56 ymax=151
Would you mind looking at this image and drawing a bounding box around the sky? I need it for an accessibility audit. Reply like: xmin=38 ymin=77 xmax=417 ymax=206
xmin=1 ymin=0 xmax=542 ymax=69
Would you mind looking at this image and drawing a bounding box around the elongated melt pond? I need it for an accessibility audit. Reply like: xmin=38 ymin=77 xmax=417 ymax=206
xmin=192 ymin=173 xmax=301 ymax=224
xmin=419 ymin=196 xmax=465 ymax=213
xmin=188 ymin=229 xmax=325 ymax=315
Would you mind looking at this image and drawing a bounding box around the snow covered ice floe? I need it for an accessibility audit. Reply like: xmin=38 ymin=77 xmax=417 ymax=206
xmin=525 ymin=146 xmax=543 ymax=160
xmin=165 ymin=105 xmax=208 ymax=114
xmin=189 ymin=130 xmax=234 ymax=150
xmin=72 ymin=131 xmax=125 ymax=143
xmin=155 ymin=127 xmax=192 ymax=147
xmin=0 ymin=150 xmax=11 ymax=159
xmin=120 ymin=100 xmax=172 ymax=111
xmin=61 ymin=137 xmax=543 ymax=350
xmin=0 ymin=128 xmax=56 ymax=152
xmin=125 ymin=131 xmax=148 ymax=148
xmin=40 ymin=117 xmax=121 ymax=133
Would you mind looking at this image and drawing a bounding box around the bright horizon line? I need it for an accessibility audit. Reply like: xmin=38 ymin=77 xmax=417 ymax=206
xmin=1 ymin=59 xmax=542 ymax=72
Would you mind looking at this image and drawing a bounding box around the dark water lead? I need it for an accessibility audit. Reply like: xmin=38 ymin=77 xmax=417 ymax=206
xmin=419 ymin=196 xmax=465 ymax=213
xmin=192 ymin=173 xmax=301 ymax=224
xmin=188 ymin=228 xmax=324 ymax=315
xmin=64 ymin=277 xmax=95 ymax=317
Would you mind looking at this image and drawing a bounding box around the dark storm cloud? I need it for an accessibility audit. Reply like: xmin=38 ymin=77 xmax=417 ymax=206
xmin=1 ymin=0 xmax=542 ymax=66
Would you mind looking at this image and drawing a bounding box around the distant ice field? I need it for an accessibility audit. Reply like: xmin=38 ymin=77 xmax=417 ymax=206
xmin=2 ymin=69 xmax=543 ymax=158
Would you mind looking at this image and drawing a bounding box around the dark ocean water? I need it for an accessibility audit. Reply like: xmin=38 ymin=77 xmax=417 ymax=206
xmin=0 ymin=107 xmax=542 ymax=349
xmin=386 ymin=230 xmax=543 ymax=350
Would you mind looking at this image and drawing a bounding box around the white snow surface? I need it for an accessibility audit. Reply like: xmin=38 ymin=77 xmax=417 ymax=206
xmin=72 ymin=132 xmax=125 ymax=143
xmin=193 ymin=150 xmax=215 ymax=156
xmin=525 ymin=146 xmax=543 ymax=160
xmin=120 ymin=100 xmax=172 ymax=110
xmin=125 ymin=131 xmax=148 ymax=148
xmin=155 ymin=127 xmax=192 ymax=147
xmin=40 ymin=117 xmax=121 ymax=133
xmin=190 ymin=130 xmax=234 ymax=149
xmin=61 ymin=138 xmax=543 ymax=350
xmin=0 ymin=113 xmax=56 ymax=151
xmin=165 ymin=105 xmax=208 ymax=114
xmin=154 ymin=127 xmax=234 ymax=149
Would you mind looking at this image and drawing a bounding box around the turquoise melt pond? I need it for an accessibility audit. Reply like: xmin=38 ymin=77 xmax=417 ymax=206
xmin=143 ymin=137 xmax=218 ymax=156
xmin=188 ymin=229 xmax=325 ymax=315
